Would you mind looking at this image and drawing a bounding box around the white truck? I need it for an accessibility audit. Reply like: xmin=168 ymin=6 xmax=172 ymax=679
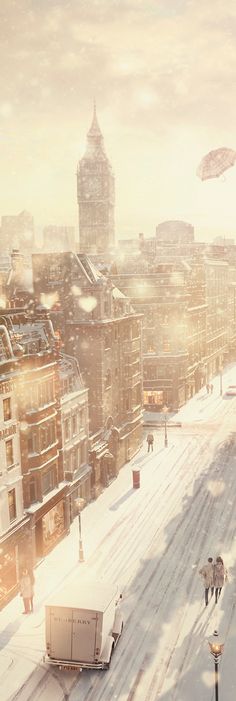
xmin=44 ymin=579 xmax=123 ymax=670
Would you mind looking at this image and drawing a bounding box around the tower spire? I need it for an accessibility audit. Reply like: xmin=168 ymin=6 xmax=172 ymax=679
xmin=87 ymin=99 xmax=101 ymax=137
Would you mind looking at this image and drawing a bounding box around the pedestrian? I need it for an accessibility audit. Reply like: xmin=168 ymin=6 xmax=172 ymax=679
xmin=19 ymin=568 xmax=33 ymax=614
xmin=146 ymin=433 xmax=154 ymax=452
xmin=199 ymin=557 xmax=214 ymax=606
xmin=28 ymin=568 xmax=35 ymax=612
xmin=214 ymin=556 xmax=228 ymax=603
xmin=206 ymin=383 xmax=210 ymax=394
xmin=210 ymin=383 xmax=214 ymax=394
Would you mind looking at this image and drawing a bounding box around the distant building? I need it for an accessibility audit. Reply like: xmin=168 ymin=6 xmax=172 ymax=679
xmin=5 ymin=249 xmax=33 ymax=308
xmin=43 ymin=226 xmax=76 ymax=252
xmin=155 ymin=220 xmax=194 ymax=244
xmin=77 ymin=105 xmax=115 ymax=254
xmin=0 ymin=211 xmax=34 ymax=252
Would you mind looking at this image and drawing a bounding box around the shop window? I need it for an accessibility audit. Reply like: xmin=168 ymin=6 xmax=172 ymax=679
xmin=42 ymin=468 xmax=54 ymax=495
xmin=3 ymin=397 xmax=11 ymax=422
xmin=8 ymin=488 xmax=16 ymax=521
xmin=6 ymin=439 xmax=14 ymax=469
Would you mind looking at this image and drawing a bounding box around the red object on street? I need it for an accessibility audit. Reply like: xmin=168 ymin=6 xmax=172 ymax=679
xmin=132 ymin=469 xmax=140 ymax=489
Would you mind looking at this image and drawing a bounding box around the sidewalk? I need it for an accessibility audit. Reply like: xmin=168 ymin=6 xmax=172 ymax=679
xmin=144 ymin=362 xmax=236 ymax=428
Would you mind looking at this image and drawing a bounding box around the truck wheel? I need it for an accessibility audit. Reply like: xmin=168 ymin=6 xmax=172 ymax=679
xmin=105 ymin=642 xmax=114 ymax=670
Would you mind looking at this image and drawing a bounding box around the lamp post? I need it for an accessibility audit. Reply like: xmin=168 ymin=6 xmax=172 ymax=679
xmin=219 ymin=365 xmax=223 ymax=396
xmin=75 ymin=497 xmax=85 ymax=563
xmin=162 ymin=405 xmax=168 ymax=447
xmin=208 ymin=630 xmax=224 ymax=701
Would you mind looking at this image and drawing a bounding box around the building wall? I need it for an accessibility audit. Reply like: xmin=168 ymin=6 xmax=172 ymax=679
xmin=0 ymin=379 xmax=24 ymax=535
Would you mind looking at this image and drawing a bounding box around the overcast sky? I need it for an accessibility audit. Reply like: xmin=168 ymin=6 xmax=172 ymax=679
xmin=1 ymin=0 xmax=236 ymax=243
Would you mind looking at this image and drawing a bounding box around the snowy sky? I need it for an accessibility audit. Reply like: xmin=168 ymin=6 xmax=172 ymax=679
xmin=1 ymin=0 xmax=236 ymax=242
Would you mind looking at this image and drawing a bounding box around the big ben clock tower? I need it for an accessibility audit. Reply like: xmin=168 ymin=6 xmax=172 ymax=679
xmin=77 ymin=104 xmax=115 ymax=254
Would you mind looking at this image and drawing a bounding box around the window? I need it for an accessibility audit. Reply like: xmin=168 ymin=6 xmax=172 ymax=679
xmin=42 ymin=468 xmax=54 ymax=495
xmin=29 ymin=479 xmax=37 ymax=503
xmin=79 ymin=409 xmax=85 ymax=430
xmin=104 ymin=333 xmax=110 ymax=349
xmin=6 ymin=439 xmax=14 ymax=469
xmin=64 ymin=418 xmax=70 ymax=441
xmin=105 ymin=369 xmax=111 ymax=389
xmin=72 ymin=414 xmax=77 ymax=436
xmin=163 ymin=336 xmax=171 ymax=352
xmin=28 ymin=430 xmax=38 ymax=454
xmin=80 ymin=440 xmax=86 ymax=465
xmin=3 ymin=397 xmax=11 ymax=422
xmin=8 ymin=489 xmax=16 ymax=522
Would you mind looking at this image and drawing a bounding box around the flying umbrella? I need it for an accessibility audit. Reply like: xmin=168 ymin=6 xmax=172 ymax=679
xmin=197 ymin=147 xmax=236 ymax=181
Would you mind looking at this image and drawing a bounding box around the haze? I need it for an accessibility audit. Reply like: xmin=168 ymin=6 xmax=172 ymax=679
xmin=1 ymin=0 xmax=236 ymax=241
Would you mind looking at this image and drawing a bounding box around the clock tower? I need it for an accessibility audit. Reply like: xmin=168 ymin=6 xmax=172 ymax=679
xmin=77 ymin=105 xmax=115 ymax=254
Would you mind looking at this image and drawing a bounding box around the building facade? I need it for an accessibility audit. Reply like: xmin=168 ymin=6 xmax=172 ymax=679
xmin=58 ymin=352 xmax=91 ymax=520
xmin=0 ymin=211 xmax=34 ymax=253
xmin=43 ymin=226 xmax=76 ymax=252
xmin=0 ymin=326 xmax=30 ymax=609
xmin=32 ymin=252 xmax=143 ymax=496
xmin=77 ymin=105 xmax=115 ymax=254
xmin=1 ymin=309 xmax=70 ymax=563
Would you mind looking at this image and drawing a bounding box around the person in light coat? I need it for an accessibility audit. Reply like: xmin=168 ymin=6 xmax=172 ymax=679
xmin=146 ymin=433 xmax=154 ymax=452
xmin=214 ymin=556 xmax=228 ymax=603
xmin=19 ymin=568 xmax=33 ymax=614
xmin=199 ymin=557 xmax=214 ymax=606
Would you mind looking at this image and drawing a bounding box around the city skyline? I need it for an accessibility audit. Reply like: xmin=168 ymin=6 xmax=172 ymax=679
xmin=1 ymin=0 xmax=236 ymax=242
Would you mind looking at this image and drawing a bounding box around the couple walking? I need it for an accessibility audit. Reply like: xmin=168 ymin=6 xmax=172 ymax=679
xmin=199 ymin=556 xmax=228 ymax=606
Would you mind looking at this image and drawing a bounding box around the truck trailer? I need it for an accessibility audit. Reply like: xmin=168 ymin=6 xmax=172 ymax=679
xmin=44 ymin=578 xmax=123 ymax=670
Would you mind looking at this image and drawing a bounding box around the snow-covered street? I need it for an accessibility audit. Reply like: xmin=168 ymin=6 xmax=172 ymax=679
xmin=1 ymin=366 xmax=236 ymax=701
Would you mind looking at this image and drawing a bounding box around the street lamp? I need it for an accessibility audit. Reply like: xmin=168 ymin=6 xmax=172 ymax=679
xmin=219 ymin=365 xmax=223 ymax=396
xmin=75 ymin=497 xmax=85 ymax=563
xmin=162 ymin=405 xmax=168 ymax=447
xmin=208 ymin=630 xmax=224 ymax=701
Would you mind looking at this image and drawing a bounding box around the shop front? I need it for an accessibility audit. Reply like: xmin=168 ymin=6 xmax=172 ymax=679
xmin=0 ymin=516 xmax=31 ymax=610
xmin=30 ymin=487 xmax=69 ymax=560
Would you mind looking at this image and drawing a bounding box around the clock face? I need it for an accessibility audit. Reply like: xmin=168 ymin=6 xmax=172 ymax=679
xmin=87 ymin=178 xmax=101 ymax=196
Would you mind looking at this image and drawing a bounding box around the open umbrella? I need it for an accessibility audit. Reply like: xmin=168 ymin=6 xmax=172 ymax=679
xmin=197 ymin=147 xmax=236 ymax=181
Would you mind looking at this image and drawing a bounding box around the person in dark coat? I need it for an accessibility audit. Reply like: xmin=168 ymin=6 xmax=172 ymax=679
xmin=214 ymin=556 xmax=228 ymax=603
xmin=199 ymin=557 xmax=214 ymax=606
xmin=146 ymin=433 xmax=154 ymax=452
